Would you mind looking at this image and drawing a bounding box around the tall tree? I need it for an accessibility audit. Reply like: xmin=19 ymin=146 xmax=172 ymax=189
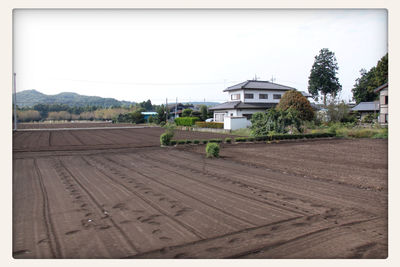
xmin=308 ymin=48 xmax=342 ymax=106
xmin=351 ymin=53 xmax=388 ymax=103
xmin=200 ymin=105 xmax=208 ymax=121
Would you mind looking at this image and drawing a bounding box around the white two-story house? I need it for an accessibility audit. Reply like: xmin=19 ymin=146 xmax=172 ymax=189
xmin=209 ymin=80 xmax=310 ymax=130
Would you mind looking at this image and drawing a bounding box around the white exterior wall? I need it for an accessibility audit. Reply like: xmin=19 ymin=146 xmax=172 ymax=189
xmin=379 ymin=88 xmax=388 ymax=124
xmin=242 ymin=89 xmax=285 ymax=103
xmin=213 ymin=109 xmax=239 ymax=122
xmin=224 ymin=116 xmax=251 ymax=130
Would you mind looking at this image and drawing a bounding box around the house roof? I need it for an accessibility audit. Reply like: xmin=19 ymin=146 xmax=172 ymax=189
xmin=300 ymin=91 xmax=312 ymax=97
xmin=223 ymin=80 xmax=296 ymax=92
xmin=351 ymin=101 xmax=379 ymax=112
xmin=374 ymin=82 xmax=388 ymax=93
xmin=209 ymin=101 xmax=277 ymax=110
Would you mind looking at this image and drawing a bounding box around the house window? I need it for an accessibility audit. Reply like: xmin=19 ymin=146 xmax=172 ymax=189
xmin=259 ymin=94 xmax=268 ymax=99
xmin=244 ymin=93 xmax=254 ymax=99
xmin=273 ymin=94 xmax=282 ymax=100
xmin=385 ymin=114 xmax=388 ymax=123
xmin=385 ymin=95 xmax=388 ymax=105
xmin=231 ymin=94 xmax=240 ymax=100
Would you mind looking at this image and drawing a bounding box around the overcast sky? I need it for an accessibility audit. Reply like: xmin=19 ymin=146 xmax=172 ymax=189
xmin=14 ymin=9 xmax=387 ymax=104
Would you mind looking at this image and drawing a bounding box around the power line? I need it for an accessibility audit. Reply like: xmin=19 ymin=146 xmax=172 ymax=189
xmin=52 ymin=78 xmax=243 ymax=86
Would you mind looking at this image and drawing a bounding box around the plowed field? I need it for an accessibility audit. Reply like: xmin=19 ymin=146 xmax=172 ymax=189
xmin=12 ymin=127 xmax=387 ymax=259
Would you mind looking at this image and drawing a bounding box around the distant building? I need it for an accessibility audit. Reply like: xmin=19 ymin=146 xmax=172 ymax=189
xmin=141 ymin=112 xmax=157 ymax=121
xmin=167 ymin=103 xmax=194 ymax=119
xmin=374 ymin=83 xmax=388 ymax=125
xmin=209 ymin=80 xmax=311 ymax=130
xmin=351 ymin=101 xmax=379 ymax=121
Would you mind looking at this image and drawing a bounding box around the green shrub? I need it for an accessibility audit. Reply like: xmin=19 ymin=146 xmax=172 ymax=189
xmin=247 ymin=137 xmax=255 ymax=142
xmin=195 ymin=121 xmax=224 ymax=129
xmin=234 ymin=137 xmax=247 ymax=142
xmin=193 ymin=140 xmax=200 ymax=144
xmin=372 ymin=128 xmax=388 ymax=139
xmin=160 ymin=132 xmax=173 ymax=146
xmin=175 ymin=117 xmax=200 ymax=126
xmin=206 ymin=143 xmax=220 ymax=158
xmin=202 ymin=140 xmax=209 ymax=144
xmin=225 ymin=137 xmax=232 ymax=143
xmin=208 ymin=138 xmax=223 ymax=143
xmin=177 ymin=140 xmax=186 ymax=144
xmin=185 ymin=140 xmax=192 ymax=144
xmin=170 ymin=140 xmax=177 ymax=145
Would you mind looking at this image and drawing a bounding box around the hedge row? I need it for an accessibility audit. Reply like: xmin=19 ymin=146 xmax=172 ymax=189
xmin=234 ymin=132 xmax=335 ymax=142
xmin=175 ymin=117 xmax=200 ymax=126
xmin=195 ymin=121 xmax=224 ymax=129
xmin=168 ymin=133 xmax=335 ymax=146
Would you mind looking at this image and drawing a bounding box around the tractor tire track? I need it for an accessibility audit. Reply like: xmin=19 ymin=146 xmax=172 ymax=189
xmin=33 ymin=159 xmax=62 ymax=258
xmin=55 ymin=158 xmax=141 ymax=254
xmin=132 ymin=152 xmax=307 ymax=216
xmin=80 ymin=156 xmax=207 ymax=239
xmin=101 ymin=155 xmax=262 ymax=226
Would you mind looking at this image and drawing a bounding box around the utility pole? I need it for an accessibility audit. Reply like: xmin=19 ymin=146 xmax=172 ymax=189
xmin=13 ymin=72 xmax=17 ymax=131
xmin=165 ymin=98 xmax=168 ymax=123
xmin=175 ymin=97 xmax=177 ymax=119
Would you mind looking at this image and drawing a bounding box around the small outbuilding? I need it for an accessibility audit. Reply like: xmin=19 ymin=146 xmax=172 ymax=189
xmin=351 ymin=101 xmax=379 ymax=121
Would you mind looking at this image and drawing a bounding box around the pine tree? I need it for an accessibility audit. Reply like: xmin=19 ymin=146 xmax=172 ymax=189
xmin=308 ymin=48 xmax=342 ymax=106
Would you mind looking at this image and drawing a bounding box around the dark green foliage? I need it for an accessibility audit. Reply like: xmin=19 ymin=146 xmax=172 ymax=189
xmin=200 ymin=105 xmax=209 ymax=121
xmin=326 ymin=101 xmax=358 ymax=123
xmin=177 ymin=140 xmax=186 ymax=145
xmin=225 ymin=137 xmax=231 ymax=143
xmin=193 ymin=140 xmax=200 ymax=144
xmin=236 ymin=133 xmax=334 ymax=143
xmin=155 ymin=104 xmax=167 ymax=124
xmin=160 ymin=132 xmax=173 ymax=146
xmin=195 ymin=122 xmax=224 ymax=128
xmin=175 ymin=117 xmax=200 ymax=126
xmin=147 ymin=115 xmax=155 ymax=123
xmin=182 ymin=109 xmax=193 ymax=117
xmin=361 ymin=113 xmax=378 ymax=123
xmin=308 ymin=48 xmax=342 ymax=105
xmin=138 ymin=99 xmax=154 ymax=111
xmin=277 ymin=90 xmax=314 ymax=121
xmin=352 ymin=53 xmax=388 ymax=103
xmin=250 ymin=109 xmax=301 ymax=137
xmin=170 ymin=140 xmax=177 ymax=145
xmin=208 ymin=138 xmax=223 ymax=143
xmin=185 ymin=140 xmax=192 ymax=144
xmin=191 ymin=111 xmax=202 ymax=118
xmin=115 ymin=110 xmax=145 ymax=124
xmin=202 ymin=140 xmax=209 ymax=144
xmin=206 ymin=143 xmax=220 ymax=158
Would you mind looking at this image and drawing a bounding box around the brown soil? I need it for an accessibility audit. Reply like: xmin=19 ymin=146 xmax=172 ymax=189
xmin=17 ymin=122 xmax=136 ymax=129
xmin=13 ymin=127 xmax=387 ymax=259
xmin=13 ymin=127 xmax=237 ymax=152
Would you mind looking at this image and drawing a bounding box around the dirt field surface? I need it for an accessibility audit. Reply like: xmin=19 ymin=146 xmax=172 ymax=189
xmin=13 ymin=127 xmax=387 ymax=259
xmin=17 ymin=122 xmax=136 ymax=129
xmin=13 ymin=127 xmax=237 ymax=152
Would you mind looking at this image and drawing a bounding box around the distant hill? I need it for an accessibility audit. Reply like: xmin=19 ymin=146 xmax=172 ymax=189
xmin=15 ymin=89 xmax=136 ymax=107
